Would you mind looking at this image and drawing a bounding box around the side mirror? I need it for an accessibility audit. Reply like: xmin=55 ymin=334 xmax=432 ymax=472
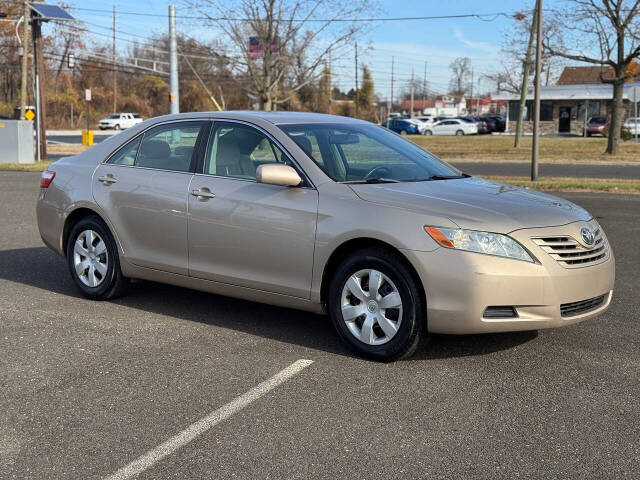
xmin=256 ymin=163 xmax=302 ymax=187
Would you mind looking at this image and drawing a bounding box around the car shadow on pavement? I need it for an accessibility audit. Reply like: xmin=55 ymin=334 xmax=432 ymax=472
xmin=0 ymin=247 xmax=537 ymax=361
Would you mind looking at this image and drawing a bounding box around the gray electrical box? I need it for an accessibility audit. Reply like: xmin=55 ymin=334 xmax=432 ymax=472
xmin=0 ymin=120 xmax=34 ymax=164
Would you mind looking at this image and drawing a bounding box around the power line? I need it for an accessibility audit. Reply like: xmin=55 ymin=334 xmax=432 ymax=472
xmin=66 ymin=6 xmax=516 ymax=23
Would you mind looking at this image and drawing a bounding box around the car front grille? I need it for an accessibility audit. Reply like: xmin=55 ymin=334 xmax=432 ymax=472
xmin=532 ymin=228 xmax=608 ymax=268
xmin=561 ymin=294 xmax=607 ymax=317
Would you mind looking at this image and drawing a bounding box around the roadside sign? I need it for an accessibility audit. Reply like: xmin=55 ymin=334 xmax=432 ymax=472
xmin=25 ymin=109 xmax=35 ymax=121
xmin=85 ymin=89 xmax=92 ymax=102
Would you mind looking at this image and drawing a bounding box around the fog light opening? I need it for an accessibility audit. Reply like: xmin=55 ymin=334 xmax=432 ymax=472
xmin=483 ymin=306 xmax=518 ymax=319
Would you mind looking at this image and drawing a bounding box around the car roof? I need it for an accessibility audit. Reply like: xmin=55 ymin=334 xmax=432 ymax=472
xmin=146 ymin=110 xmax=371 ymax=126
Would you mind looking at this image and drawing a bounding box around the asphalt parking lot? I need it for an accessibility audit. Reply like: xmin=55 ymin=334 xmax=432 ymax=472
xmin=1 ymin=171 xmax=639 ymax=479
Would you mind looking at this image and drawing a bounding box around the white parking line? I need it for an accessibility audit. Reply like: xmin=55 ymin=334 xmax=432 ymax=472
xmin=104 ymin=359 xmax=314 ymax=480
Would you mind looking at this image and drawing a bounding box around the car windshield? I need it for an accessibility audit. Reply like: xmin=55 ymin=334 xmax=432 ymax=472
xmin=108 ymin=114 xmax=120 ymax=119
xmin=280 ymin=123 xmax=462 ymax=183
xmin=590 ymin=117 xmax=606 ymax=124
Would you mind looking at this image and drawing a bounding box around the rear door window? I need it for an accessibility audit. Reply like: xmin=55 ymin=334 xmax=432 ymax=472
xmin=204 ymin=122 xmax=291 ymax=180
xmin=136 ymin=121 xmax=205 ymax=172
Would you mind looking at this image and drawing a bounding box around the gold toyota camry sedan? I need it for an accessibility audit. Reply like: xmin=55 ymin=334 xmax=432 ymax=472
xmin=37 ymin=112 xmax=615 ymax=361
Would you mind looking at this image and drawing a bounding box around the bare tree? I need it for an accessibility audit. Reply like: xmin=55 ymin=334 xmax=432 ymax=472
xmin=186 ymin=0 xmax=375 ymax=110
xmin=448 ymin=57 xmax=472 ymax=97
xmin=544 ymin=0 xmax=640 ymax=154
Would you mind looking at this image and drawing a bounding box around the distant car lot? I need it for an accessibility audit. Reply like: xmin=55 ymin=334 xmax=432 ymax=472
xmin=1 ymin=170 xmax=639 ymax=479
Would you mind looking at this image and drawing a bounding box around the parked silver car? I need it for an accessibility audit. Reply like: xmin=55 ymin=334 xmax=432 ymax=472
xmin=37 ymin=112 xmax=615 ymax=361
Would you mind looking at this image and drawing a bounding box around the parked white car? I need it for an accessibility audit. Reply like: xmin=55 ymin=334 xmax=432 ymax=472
xmin=98 ymin=113 xmax=143 ymax=130
xmin=423 ymin=119 xmax=478 ymax=136
xmin=415 ymin=115 xmax=434 ymax=124
xmin=623 ymin=117 xmax=640 ymax=135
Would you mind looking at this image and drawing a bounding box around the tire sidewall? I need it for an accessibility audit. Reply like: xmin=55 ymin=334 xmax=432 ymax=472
xmin=66 ymin=217 xmax=120 ymax=298
xmin=328 ymin=250 xmax=424 ymax=361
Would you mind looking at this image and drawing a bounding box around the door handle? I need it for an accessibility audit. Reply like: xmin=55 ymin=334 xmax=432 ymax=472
xmin=98 ymin=174 xmax=117 ymax=185
xmin=191 ymin=188 xmax=216 ymax=199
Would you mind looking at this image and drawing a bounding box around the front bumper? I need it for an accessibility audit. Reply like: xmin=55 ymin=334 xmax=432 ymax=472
xmin=402 ymin=222 xmax=615 ymax=334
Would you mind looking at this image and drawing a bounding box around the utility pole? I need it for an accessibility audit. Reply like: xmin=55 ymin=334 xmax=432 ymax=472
xmin=32 ymin=16 xmax=47 ymax=160
xmin=469 ymin=68 xmax=474 ymax=115
xmin=410 ymin=68 xmax=415 ymax=118
xmin=531 ymin=0 xmax=542 ymax=181
xmin=168 ymin=5 xmax=179 ymax=114
xmin=422 ymin=61 xmax=427 ymax=115
xmin=112 ymin=5 xmax=117 ymax=113
xmin=390 ymin=56 xmax=394 ymax=114
xmin=355 ymin=41 xmax=359 ymax=118
xmin=515 ymin=4 xmax=539 ymax=148
xmin=20 ymin=2 xmax=29 ymax=120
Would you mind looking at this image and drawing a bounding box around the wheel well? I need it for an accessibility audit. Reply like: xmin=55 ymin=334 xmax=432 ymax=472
xmin=62 ymin=207 xmax=106 ymax=256
xmin=320 ymin=238 xmax=425 ymax=309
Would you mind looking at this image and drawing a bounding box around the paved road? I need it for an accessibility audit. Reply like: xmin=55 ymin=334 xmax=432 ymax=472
xmin=451 ymin=161 xmax=640 ymax=179
xmin=1 ymin=171 xmax=638 ymax=479
xmin=48 ymin=134 xmax=110 ymax=145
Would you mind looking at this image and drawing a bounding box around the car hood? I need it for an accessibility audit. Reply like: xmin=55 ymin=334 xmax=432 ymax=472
xmin=349 ymin=177 xmax=591 ymax=233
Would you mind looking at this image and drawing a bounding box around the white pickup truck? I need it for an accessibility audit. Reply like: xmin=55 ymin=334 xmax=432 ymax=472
xmin=98 ymin=113 xmax=143 ymax=130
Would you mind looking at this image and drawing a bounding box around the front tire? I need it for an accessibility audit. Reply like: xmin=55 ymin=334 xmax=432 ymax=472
xmin=400 ymin=129 xmax=408 ymax=136
xmin=328 ymin=248 xmax=427 ymax=361
xmin=66 ymin=215 xmax=127 ymax=300
xmin=456 ymin=129 xmax=464 ymax=136
xmin=114 ymin=124 xmax=121 ymax=130
xmin=424 ymin=130 xmax=433 ymax=135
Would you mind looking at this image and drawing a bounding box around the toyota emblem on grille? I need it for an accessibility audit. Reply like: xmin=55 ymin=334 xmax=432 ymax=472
xmin=581 ymin=227 xmax=595 ymax=246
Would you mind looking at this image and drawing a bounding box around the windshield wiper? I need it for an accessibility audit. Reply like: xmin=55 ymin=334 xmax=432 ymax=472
xmin=425 ymin=173 xmax=471 ymax=181
xmin=342 ymin=177 xmax=401 ymax=184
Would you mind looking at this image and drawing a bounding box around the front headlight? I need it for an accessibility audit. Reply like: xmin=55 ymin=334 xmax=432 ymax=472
xmin=425 ymin=226 xmax=535 ymax=263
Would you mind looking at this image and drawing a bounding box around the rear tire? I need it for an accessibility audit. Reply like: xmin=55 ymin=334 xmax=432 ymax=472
xmin=66 ymin=215 xmax=128 ymax=300
xmin=400 ymin=129 xmax=408 ymax=136
xmin=456 ymin=130 xmax=464 ymax=136
xmin=328 ymin=248 xmax=427 ymax=362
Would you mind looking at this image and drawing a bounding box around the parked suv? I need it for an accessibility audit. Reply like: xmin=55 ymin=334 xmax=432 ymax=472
xmin=99 ymin=113 xmax=143 ymax=130
xmin=481 ymin=114 xmax=506 ymax=133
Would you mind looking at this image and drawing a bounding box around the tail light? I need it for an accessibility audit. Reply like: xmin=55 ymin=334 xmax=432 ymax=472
xmin=40 ymin=170 xmax=56 ymax=188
